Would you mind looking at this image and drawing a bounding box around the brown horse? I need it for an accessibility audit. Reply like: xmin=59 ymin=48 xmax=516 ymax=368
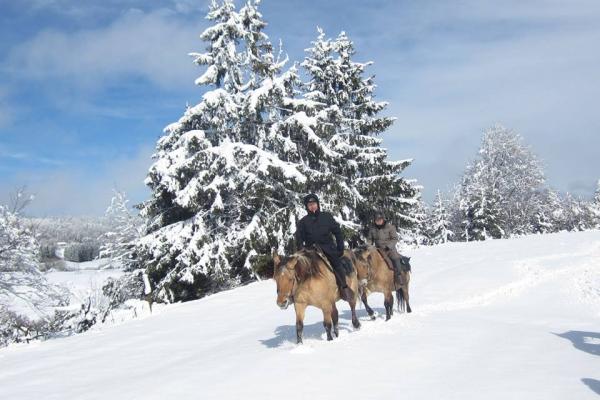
xmin=273 ymin=249 xmax=361 ymax=344
xmin=354 ymin=246 xmax=412 ymax=321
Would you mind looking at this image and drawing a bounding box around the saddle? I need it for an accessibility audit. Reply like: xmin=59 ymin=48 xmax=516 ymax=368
xmin=376 ymin=247 xmax=411 ymax=288
xmin=309 ymin=245 xmax=353 ymax=276
xmin=376 ymin=248 xmax=412 ymax=272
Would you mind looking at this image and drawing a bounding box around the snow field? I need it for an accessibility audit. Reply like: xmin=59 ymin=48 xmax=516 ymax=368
xmin=1 ymin=230 xmax=598 ymax=399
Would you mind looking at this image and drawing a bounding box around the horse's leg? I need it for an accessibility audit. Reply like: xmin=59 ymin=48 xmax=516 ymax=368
xmin=384 ymin=290 xmax=394 ymax=321
xmin=331 ymin=303 xmax=339 ymax=337
xmin=294 ymin=302 xmax=307 ymax=344
xmin=349 ymin=291 xmax=361 ymax=329
xmin=361 ymin=290 xmax=376 ymax=320
xmin=322 ymin=307 xmax=334 ymax=341
xmin=404 ymin=273 xmax=412 ymax=313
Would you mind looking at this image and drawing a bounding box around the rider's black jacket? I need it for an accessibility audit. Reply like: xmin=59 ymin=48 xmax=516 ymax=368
xmin=295 ymin=210 xmax=344 ymax=256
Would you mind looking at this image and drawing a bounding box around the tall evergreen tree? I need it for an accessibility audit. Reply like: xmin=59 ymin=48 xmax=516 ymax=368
xmin=429 ymin=190 xmax=453 ymax=245
xmin=296 ymin=29 xmax=421 ymax=238
xmin=455 ymin=124 xmax=545 ymax=240
xmin=135 ymin=4 xmax=421 ymax=302
xmin=137 ymin=0 xmax=305 ymax=301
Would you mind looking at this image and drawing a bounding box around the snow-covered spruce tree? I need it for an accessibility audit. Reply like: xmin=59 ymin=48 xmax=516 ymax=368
xmin=98 ymin=189 xmax=144 ymax=267
xmin=136 ymin=0 xmax=307 ymax=302
xmin=531 ymin=188 xmax=562 ymax=234
xmin=293 ymin=29 xmax=420 ymax=240
xmin=560 ymin=193 xmax=593 ymax=232
xmin=428 ymin=190 xmax=453 ymax=245
xmin=456 ymin=124 xmax=545 ymax=240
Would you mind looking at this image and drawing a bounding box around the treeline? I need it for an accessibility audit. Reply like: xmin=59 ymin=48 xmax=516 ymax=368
xmin=422 ymin=124 xmax=600 ymax=245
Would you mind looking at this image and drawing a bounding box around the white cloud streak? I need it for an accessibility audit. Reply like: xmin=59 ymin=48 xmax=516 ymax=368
xmin=0 ymin=144 xmax=154 ymax=216
xmin=6 ymin=9 xmax=201 ymax=90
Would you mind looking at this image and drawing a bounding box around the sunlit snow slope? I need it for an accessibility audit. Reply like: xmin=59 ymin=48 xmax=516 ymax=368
xmin=1 ymin=231 xmax=599 ymax=399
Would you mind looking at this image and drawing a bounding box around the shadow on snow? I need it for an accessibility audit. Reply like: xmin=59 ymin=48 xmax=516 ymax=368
xmin=259 ymin=307 xmax=384 ymax=348
xmin=554 ymin=331 xmax=599 ymax=396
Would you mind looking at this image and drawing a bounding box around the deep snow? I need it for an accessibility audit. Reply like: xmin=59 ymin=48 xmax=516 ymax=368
xmin=1 ymin=231 xmax=599 ymax=399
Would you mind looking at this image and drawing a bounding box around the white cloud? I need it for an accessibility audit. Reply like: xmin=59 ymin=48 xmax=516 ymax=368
xmin=0 ymin=144 xmax=154 ymax=216
xmin=6 ymin=9 xmax=202 ymax=90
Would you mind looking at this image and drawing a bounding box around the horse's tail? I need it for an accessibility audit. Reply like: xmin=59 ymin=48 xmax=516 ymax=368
xmin=396 ymin=287 xmax=405 ymax=313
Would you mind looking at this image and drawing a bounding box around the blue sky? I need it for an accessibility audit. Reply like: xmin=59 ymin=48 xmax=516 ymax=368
xmin=1 ymin=0 xmax=599 ymax=216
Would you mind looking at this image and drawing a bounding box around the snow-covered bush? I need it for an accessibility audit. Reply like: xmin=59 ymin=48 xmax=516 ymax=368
xmin=98 ymin=271 xmax=146 ymax=322
xmin=98 ymin=190 xmax=144 ymax=268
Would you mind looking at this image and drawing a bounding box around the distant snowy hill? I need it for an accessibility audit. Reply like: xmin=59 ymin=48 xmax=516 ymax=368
xmin=1 ymin=231 xmax=599 ymax=399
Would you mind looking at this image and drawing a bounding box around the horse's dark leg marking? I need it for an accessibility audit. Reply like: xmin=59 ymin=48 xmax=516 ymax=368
xmin=331 ymin=304 xmax=339 ymax=337
xmin=361 ymin=291 xmax=376 ymax=320
xmin=384 ymin=291 xmax=394 ymax=321
xmin=322 ymin=307 xmax=334 ymax=341
xmin=295 ymin=302 xmax=307 ymax=344
xmin=349 ymin=295 xmax=361 ymax=329
xmin=296 ymin=319 xmax=304 ymax=344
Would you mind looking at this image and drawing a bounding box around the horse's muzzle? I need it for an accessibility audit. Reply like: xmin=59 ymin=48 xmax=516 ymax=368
xmin=277 ymin=298 xmax=291 ymax=310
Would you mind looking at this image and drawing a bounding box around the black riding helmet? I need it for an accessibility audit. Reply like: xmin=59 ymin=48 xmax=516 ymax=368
xmin=303 ymin=193 xmax=320 ymax=210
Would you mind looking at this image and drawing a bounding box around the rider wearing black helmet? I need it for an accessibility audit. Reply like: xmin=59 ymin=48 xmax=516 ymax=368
xmin=295 ymin=193 xmax=353 ymax=301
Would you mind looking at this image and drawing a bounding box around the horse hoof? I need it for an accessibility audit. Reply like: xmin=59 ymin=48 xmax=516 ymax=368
xmin=370 ymin=315 xmax=376 ymax=321
xmin=385 ymin=316 xmax=391 ymax=321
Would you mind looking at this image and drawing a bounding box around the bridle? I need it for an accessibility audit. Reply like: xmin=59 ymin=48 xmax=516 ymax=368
xmin=279 ymin=261 xmax=298 ymax=304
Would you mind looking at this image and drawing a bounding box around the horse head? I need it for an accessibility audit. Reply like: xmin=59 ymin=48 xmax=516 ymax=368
xmin=352 ymin=246 xmax=373 ymax=280
xmin=273 ymin=252 xmax=298 ymax=310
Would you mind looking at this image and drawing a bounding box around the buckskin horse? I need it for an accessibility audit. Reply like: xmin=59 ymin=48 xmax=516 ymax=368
xmin=273 ymin=249 xmax=361 ymax=344
xmin=354 ymin=245 xmax=412 ymax=320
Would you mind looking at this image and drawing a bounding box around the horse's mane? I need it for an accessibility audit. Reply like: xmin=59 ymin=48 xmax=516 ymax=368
xmin=354 ymin=244 xmax=370 ymax=253
xmin=353 ymin=244 xmax=375 ymax=260
xmin=293 ymin=249 xmax=325 ymax=282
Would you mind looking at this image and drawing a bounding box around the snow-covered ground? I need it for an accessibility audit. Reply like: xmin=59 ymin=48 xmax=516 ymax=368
xmin=1 ymin=231 xmax=599 ymax=399
xmin=45 ymin=260 xmax=124 ymax=305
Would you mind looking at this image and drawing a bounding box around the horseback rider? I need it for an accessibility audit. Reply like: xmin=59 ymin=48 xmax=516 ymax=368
xmin=367 ymin=211 xmax=410 ymax=284
xmin=295 ymin=193 xmax=354 ymax=301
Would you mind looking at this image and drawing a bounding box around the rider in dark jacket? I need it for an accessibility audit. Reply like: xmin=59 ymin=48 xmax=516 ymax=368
xmin=295 ymin=193 xmax=353 ymax=301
